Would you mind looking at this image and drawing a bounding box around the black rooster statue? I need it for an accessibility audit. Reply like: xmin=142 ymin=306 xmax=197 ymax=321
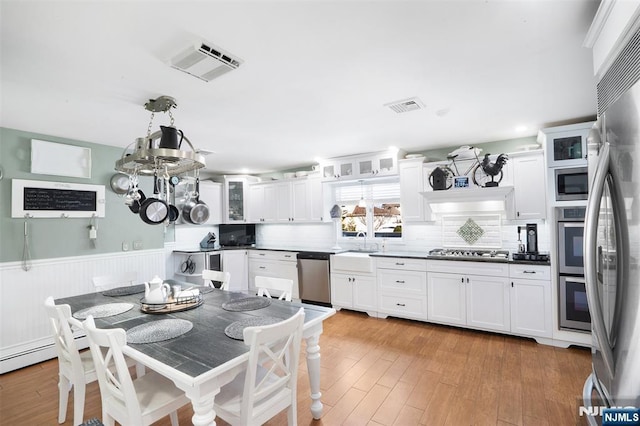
xmin=480 ymin=153 xmax=508 ymax=187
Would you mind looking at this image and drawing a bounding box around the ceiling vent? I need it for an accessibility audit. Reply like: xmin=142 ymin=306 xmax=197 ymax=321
xmin=168 ymin=42 xmax=243 ymax=82
xmin=384 ymin=97 xmax=425 ymax=113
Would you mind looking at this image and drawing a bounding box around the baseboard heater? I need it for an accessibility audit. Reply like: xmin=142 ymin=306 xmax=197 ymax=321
xmin=0 ymin=335 xmax=88 ymax=374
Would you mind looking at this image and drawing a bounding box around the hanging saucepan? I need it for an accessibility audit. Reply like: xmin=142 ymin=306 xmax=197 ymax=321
xmin=139 ymin=174 xmax=169 ymax=225
xmin=164 ymin=176 xmax=180 ymax=223
xmin=182 ymin=177 xmax=210 ymax=224
xmin=127 ymin=189 xmax=145 ymax=214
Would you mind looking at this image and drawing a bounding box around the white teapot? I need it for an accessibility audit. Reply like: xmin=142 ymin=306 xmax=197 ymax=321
xmin=144 ymin=276 xmax=171 ymax=303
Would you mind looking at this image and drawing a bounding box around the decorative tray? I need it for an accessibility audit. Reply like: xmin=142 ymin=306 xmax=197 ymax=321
xmin=140 ymin=294 xmax=203 ymax=314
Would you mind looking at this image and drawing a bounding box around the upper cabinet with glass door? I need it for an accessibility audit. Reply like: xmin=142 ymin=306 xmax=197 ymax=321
xmin=321 ymin=149 xmax=405 ymax=181
xmin=538 ymin=122 xmax=595 ymax=168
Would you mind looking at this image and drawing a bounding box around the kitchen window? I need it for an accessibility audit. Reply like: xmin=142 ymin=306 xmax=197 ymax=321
xmin=334 ymin=181 xmax=402 ymax=239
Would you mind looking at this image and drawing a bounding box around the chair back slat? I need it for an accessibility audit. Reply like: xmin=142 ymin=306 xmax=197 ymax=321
xmin=255 ymin=276 xmax=293 ymax=301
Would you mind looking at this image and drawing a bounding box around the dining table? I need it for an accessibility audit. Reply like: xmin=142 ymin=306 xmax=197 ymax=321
xmin=56 ymin=282 xmax=336 ymax=426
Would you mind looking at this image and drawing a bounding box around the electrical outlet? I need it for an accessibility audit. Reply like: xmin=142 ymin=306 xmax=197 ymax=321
xmin=133 ymin=241 xmax=143 ymax=250
xmin=122 ymin=242 xmax=129 ymax=251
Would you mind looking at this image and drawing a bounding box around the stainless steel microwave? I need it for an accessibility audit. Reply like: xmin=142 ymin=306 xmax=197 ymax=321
xmin=555 ymin=167 xmax=588 ymax=201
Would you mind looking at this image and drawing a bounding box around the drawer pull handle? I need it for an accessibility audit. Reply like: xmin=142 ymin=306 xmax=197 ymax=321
xmin=259 ymin=266 xmax=266 ymax=269
xmin=395 ymin=262 xmax=405 ymax=266
xmin=396 ymin=280 xmax=405 ymax=284
xmin=523 ymin=270 xmax=536 ymax=274
xmin=284 ymin=255 xmax=292 ymax=258
xmin=396 ymin=303 xmax=406 ymax=307
xmin=259 ymin=253 xmax=265 ymax=256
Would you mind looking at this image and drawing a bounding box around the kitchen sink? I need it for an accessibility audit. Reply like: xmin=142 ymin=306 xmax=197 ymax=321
xmin=332 ymin=251 xmax=374 ymax=273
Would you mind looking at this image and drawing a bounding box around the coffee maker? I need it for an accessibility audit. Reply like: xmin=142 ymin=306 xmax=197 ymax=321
xmin=512 ymin=223 xmax=549 ymax=262
xmin=526 ymin=223 xmax=538 ymax=253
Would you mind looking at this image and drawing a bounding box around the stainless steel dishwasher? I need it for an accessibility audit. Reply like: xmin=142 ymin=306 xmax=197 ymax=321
xmin=297 ymin=252 xmax=331 ymax=306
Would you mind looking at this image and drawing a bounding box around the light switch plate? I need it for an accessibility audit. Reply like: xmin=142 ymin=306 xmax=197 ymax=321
xmin=122 ymin=242 xmax=129 ymax=251
xmin=133 ymin=241 xmax=143 ymax=250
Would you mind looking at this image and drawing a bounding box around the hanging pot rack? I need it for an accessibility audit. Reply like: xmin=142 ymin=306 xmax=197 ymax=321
xmin=114 ymin=96 xmax=206 ymax=177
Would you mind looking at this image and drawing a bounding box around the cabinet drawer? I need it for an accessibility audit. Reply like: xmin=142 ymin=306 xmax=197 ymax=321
xmin=376 ymin=257 xmax=427 ymax=271
xmin=377 ymin=269 xmax=426 ymax=294
xmin=249 ymin=250 xmax=297 ymax=262
xmin=427 ymin=260 xmax=509 ymax=277
xmin=509 ymin=264 xmax=550 ymax=280
xmin=379 ymin=293 xmax=427 ymax=318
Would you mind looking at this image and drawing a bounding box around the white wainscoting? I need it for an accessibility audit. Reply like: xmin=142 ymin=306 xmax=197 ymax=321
xmin=0 ymin=249 xmax=165 ymax=373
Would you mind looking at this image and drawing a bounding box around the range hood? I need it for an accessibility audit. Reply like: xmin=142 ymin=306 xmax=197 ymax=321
xmin=420 ymin=186 xmax=515 ymax=216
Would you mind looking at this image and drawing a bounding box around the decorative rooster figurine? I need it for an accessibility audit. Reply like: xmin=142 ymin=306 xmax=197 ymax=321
xmin=480 ymin=153 xmax=508 ymax=187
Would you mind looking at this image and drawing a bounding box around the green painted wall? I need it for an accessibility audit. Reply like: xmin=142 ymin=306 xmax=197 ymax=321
xmin=413 ymin=136 xmax=540 ymax=162
xmin=0 ymin=127 xmax=167 ymax=263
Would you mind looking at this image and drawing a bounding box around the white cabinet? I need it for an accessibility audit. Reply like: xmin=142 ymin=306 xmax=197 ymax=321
xmin=509 ymin=151 xmax=547 ymax=220
xmin=330 ymin=273 xmax=377 ymax=316
xmin=538 ymin=122 xmax=592 ymax=168
xmin=322 ymin=150 xmax=404 ymax=181
xmin=427 ymin=260 xmax=511 ymax=333
xmin=399 ymin=158 xmax=429 ymax=222
xmin=330 ymin=253 xmax=377 ymax=316
xmin=357 ymin=152 xmax=399 ymax=177
xmin=222 ymin=250 xmax=248 ymax=292
xmin=376 ymin=257 xmax=427 ymax=320
xmin=215 ymin=175 xmax=259 ymax=223
xmin=509 ymin=264 xmax=552 ymax=339
xmin=248 ymin=178 xmax=324 ymax=223
xmin=248 ymin=183 xmax=280 ymax=222
xmin=466 ymin=274 xmax=511 ymax=332
xmin=248 ymin=250 xmax=299 ymax=299
xmin=197 ymin=180 xmax=222 ymax=224
xmin=585 ymin=0 xmax=640 ymax=77
xmin=322 ymin=158 xmax=356 ymax=180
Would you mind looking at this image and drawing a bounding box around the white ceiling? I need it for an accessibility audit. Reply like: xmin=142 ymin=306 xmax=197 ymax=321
xmin=1 ymin=0 xmax=599 ymax=175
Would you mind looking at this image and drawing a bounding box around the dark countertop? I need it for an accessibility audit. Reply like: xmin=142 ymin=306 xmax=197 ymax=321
xmin=370 ymin=251 xmax=550 ymax=265
xmin=173 ymin=247 xmax=550 ymax=265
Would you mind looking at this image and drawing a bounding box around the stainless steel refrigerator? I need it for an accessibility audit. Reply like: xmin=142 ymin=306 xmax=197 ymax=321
xmin=582 ymin=27 xmax=640 ymax=425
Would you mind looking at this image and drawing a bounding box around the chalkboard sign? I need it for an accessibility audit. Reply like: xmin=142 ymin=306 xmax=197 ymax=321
xmin=12 ymin=179 xmax=105 ymax=218
xmin=23 ymin=187 xmax=97 ymax=211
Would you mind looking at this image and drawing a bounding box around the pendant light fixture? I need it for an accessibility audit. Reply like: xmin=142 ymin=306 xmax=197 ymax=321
xmin=114 ymin=96 xmax=205 ymax=177
xmin=358 ymin=180 xmax=366 ymax=208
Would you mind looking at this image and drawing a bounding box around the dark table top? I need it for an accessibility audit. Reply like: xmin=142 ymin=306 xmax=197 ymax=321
xmin=56 ymin=287 xmax=335 ymax=378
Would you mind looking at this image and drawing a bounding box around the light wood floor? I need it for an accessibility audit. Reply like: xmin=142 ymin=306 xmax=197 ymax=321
xmin=0 ymin=310 xmax=592 ymax=425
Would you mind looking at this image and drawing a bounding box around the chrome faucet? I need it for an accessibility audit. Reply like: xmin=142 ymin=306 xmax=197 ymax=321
xmin=356 ymin=231 xmax=367 ymax=250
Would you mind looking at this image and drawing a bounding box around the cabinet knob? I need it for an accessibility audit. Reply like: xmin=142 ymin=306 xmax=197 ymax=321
xmin=461 ymin=277 xmax=464 ymax=283
xmin=511 ymin=282 xmax=514 ymax=287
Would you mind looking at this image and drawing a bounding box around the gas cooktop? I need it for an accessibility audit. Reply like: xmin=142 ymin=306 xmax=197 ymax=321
xmin=428 ymin=248 xmax=510 ymax=261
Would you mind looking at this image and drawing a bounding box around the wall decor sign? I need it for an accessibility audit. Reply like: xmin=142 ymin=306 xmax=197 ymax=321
xmin=453 ymin=176 xmax=470 ymax=189
xmin=11 ymin=179 xmax=105 ymax=218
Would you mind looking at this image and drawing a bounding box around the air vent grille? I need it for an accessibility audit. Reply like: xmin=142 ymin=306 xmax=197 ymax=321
xmin=169 ymin=42 xmax=243 ymax=82
xmin=384 ymin=97 xmax=425 ymax=113
xmin=597 ymin=26 xmax=640 ymax=115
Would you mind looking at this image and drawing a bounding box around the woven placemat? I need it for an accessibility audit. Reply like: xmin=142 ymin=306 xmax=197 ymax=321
xmin=126 ymin=319 xmax=193 ymax=344
xmin=221 ymin=297 xmax=271 ymax=312
xmin=102 ymin=284 xmax=146 ymax=297
xmin=224 ymin=316 xmax=283 ymax=340
xmin=73 ymin=303 xmax=134 ymax=320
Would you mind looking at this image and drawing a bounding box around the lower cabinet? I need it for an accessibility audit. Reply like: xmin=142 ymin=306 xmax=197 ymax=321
xmin=376 ymin=257 xmax=427 ymax=320
xmin=509 ymin=264 xmax=552 ymax=338
xmin=248 ymin=250 xmax=299 ymax=299
xmin=426 ymin=261 xmax=511 ymax=333
xmin=222 ymin=250 xmax=248 ymax=292
xmin=330 ymin=273 xmax=377 ymax=316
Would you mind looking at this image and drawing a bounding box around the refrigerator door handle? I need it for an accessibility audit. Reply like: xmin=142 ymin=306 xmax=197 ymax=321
xmin=582 ymin=374 xmax=599 ymax=426
xmin=585 ymin=141 xmax=615 ymax=378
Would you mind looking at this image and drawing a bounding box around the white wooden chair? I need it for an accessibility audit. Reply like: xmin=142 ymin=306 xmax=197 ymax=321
xmin=214 ymin=308 xmax=305 ymax=426
xmin=255 ymin=276 xmax=293 ymax=301
xmin=83 ymin=316 xmax=189 ymax=426
xmin=44 ymin=297 xmax=141 ymax=426
xmin=92 ymin=271 xmax=137 ymax=292
xmin=202 ymin=269 xmax=231 ymax=290
xmin=44 ymin=296 xmax=98 ymax=426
